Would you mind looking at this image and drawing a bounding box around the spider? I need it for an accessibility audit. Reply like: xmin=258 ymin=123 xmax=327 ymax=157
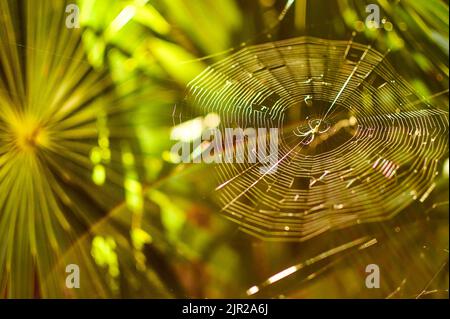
xmin=293 ymin=119 xmax=331 ymax=145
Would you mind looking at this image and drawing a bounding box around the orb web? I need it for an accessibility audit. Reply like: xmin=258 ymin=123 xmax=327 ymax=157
xmin=175 ymin=36 xmax=449 ymax=241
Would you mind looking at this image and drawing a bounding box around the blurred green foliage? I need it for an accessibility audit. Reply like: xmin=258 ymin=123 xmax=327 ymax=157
xmin=69 ymin=0 xmax=449 ymax=298
xmin=0 ymin=0 xmax=447 ymax=298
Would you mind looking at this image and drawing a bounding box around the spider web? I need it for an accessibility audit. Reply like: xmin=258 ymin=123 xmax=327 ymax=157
xmin=176 ymin=36 xmax=449 ymax=241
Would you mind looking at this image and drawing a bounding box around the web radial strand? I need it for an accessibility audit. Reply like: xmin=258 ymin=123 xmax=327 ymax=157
xmin=177 ymin=36 xmax=449 ymax=241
